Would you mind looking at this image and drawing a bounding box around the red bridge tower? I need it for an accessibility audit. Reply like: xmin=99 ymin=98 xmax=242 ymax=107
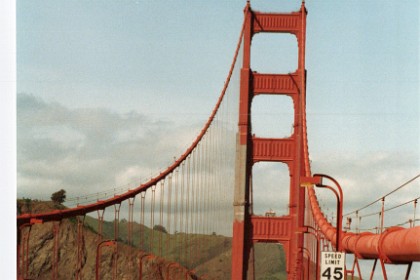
xmin=232 ymin=2 xmax=309 ymax=279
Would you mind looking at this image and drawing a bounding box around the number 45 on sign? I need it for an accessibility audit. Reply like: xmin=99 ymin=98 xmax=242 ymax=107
xmin=320 ymin=252 xmax=345 ymax=280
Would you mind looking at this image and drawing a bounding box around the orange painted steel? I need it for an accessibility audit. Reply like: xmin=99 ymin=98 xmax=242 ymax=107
xmin=308 ymin=187 xmax=420 ymax=264
xmin=251 ymin=216 xmax=292 ymax=242
xmin=232 ymin=2 xmax=309 ymax=279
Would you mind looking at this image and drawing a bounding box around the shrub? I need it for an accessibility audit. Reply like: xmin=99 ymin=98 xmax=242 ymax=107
xmin=153 ymin=225 xmax=168 ymax=233
xmin=51 ymin=189 xmax=66 ymax=204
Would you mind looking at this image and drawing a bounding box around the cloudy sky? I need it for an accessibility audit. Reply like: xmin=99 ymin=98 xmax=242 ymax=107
xmin=8 ymin=0 xmax=420 ymax=278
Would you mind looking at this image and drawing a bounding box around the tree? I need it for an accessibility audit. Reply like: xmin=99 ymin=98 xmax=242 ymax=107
xmin=51 ymin=189 xmax=66 ymax=204
xmin=153 ymin=224 xmax=168 ymax=233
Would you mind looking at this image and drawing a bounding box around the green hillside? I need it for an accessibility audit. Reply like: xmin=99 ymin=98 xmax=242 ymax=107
xmin=84 ymin=216 xmax=287 ymax=279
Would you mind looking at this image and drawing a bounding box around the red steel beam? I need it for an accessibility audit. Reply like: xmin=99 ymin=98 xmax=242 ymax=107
xmin=250 ymin=216 xmax=292 ymax=242
xmin=253 ymin=12 xmax=302 ymax=34
xmin=308 ymin=187 xmax=420 ymax=264
xmin=252 ymin=137 xmax=295 ymax=163
xmin=252 ymin=72 xmax=300 ymax=96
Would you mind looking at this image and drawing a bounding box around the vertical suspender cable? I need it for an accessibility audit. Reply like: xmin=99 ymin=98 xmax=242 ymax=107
xmin=195 ymin=144 xmax=201 ymax=264
xmin=97 ymin=209 xmax=105 ymax=244
xmin=150 ymin=185 xmax=156 ymax=254
xmin=180 ymin=161 xmax=185 ymax=236
xmin=180 ymin=162 xmax=185 ymax=263
xmin=220 ymin=113 xmax=225 ymax=233
xmin=220 ymin=105 xmax=226 ymax=234
xmin=201 ymin=134 xmax=206 ymax=229
xmin=128 ymin=198 xmax=135 ymax=247
xmin=217 ymin=119 xmax=221 ymax=231
xmin=159 ymin=180 xmax=164 ymax=256
xmin=192 ymin=149 xmax=200 ymax=263
xmin=128 ymin=197 xmax=135 ymax=270
xmin=206 ymin=129 xmax=211 ymax=235
xmin=214 ymin=116 xmax=219 ymax=234
xmin=185 ymin=156 xmax=190 ymax=267
xmin=113 ymin=204 xmax=121 ymax=280
xmin=380 ymin=197 xmax=385 ymax=233
xmin=166 ymin=174 xmax=172 ymax=256
xmin=191 ymin=152 xmax=195 ymax=266
xmin=210 ymin=123 xmax=216 ymax=235
xmin=205 ymin=128 xmax=211 ymax=236
xmin=174 ymin=168 xmax=179 ymax=261
xmin=195 ymin=146 xmax=201 ymax=263
xmin=140 ymin=191 xmax=146 ymax=252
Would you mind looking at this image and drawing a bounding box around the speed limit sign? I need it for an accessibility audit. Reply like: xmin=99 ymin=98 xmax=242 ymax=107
xmin=320 ymin=252 xmax=345 ymax=280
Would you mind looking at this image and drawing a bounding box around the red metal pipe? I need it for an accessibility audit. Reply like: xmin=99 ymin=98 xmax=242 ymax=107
xmin=379 ymin=227 xmax=420 ymax=262
xmin=308 ymin=187 xmax=420 ymax=263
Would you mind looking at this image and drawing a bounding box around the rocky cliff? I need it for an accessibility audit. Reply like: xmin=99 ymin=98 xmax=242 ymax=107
xmin=17 ymin=200 xmax=286 ymax=279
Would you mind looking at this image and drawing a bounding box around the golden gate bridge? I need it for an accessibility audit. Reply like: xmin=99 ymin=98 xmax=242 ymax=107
xmin=17 ymin=1 xmax=420 ymax=279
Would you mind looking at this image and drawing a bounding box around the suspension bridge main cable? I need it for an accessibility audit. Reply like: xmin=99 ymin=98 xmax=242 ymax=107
xmin=357 ymin=195 xmax=420 ymax=219
xmin=344 ymin=173 xmax=420 ymax=217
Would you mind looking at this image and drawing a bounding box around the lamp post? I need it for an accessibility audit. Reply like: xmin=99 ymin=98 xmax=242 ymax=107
xmin=314 ymin=174 xmax=343 ymax=252
xmin=301 ymin=174 xmax=344 ymax=252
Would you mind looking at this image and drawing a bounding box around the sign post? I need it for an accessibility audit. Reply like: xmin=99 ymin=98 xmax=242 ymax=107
xmin=320 ymin=252 xmax=345 ymax=280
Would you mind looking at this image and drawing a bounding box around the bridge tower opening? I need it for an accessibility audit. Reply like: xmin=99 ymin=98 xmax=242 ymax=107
xmin=232 ymin=2 xmax=308 ymax=279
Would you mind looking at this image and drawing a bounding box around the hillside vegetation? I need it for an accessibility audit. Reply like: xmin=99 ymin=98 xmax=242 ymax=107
xmin=17 ymin=199 xmax=287 ymax=279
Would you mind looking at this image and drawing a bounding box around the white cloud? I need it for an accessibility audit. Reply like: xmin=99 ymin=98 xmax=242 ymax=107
xmin=114 ymin=165 xmax=151 ymax=188
xmin=17 ymin=93 xmax=199 ymax=201
xmin=310 ymin=151 xmax=419 ymax=230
